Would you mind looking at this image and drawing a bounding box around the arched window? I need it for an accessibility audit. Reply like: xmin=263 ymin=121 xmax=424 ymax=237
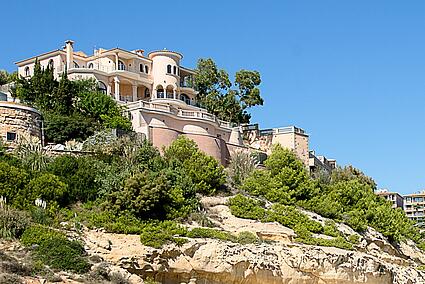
xmin=24 ymin=66 xmax=30 ymax=77
xmin=88 ymin=63 xmax=94 ymax=69
xmin=180 ymin=94 xmax=190 ymax=105
xmin=73 ymin=61 xmax=79 ymax=68
xmin=145 ymin=65 xmax=149 ymax=74
xmin=173 ymin=66 xmax=177 ymax=75
xmin=139 ymin=64 xmax=144 ymax=72
xmin=167 ymin=64 xmax=172 ymax=74
xmin=144 ymin=88 xmax=150 ymax=98
xmin=118 ymin=60 xmax=126 ymax=71
xmin=166 ymin=85 xmax=174 ymax=99
xmin=98 ymin=81 xmax=107 ymax=94
xmin=156 ymin=85 xmax=164 ymax=98
xmin=48 ymin=59 xmax=54 ymax=70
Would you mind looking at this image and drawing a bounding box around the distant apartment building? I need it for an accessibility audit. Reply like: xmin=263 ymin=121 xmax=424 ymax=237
xmin=14 ymin=40 xmax=245 ymax=164
xmin=375 ymin=189 xmax=404 ymax=209
xmin=403 ymin=192 xmax=425 ymax=223
xmin=309 ymin=151 xmax=336 ymax=175
xmin=242 ymin=124 xmax=335 ymax=172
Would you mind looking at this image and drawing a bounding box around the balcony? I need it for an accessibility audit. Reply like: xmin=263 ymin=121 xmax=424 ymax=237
xmin=126 ymin=100 xmax=237 ymax=129
xmin=56 ymin=64 xmax=149 ymax=78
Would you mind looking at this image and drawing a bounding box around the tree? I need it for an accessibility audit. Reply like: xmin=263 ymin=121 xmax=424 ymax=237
xmin=194 ymin=58 xmax=263 ymax=123
xmin=13 ymin=62 xmax=132 ymax=144
xmin=108 ymin=170 xmax=171 ymax=219
xmin=163 ymin=136 xmax=226 ymax=195
xmin=0 ymin=70 xmax=9 ymax=86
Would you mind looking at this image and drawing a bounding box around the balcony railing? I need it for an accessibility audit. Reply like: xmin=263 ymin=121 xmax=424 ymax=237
xmin=126 ymin=100 xmax=237 ymax=129
xmin=56 ymin=64 xmax=148 ymax=75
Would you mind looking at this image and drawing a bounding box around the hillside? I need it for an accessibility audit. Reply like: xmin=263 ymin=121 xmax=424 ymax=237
xmin=1 ymin=132 xmax=425 ymax=283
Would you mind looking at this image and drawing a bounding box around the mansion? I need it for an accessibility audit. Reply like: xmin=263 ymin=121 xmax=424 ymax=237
xmin=15 ymin=40 xmax=245 ymax=164
xmin=13 ymin=40 xmax=336 ymax=171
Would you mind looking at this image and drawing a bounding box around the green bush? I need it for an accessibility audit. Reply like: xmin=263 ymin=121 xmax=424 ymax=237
xmin=47 ymin=155 xmax=101 ymax=203
xmin=348 ymin=234 xmax=360 ymax=245
xmin=35 ymin=237 xmax=90 ymax=273
xmin=108 ymin=170 xmax=171 ymax=219
xmin=186 ymin=227 xmax=237 ymax=242
xmin=0 ymin=162 xmax=28 ymax=208
xmin=26 ymin=173 xmax=67 ymax=208
xmin=0 ymin=206 xmax=31 ymax=239
xmin=228 ymin=194 xmax=268 ymax=221
xmin=139 ymin=221 xmax=187 ymax=248
xmin=271 ymin=204 xmax=323 ymax=233
xmin=20 ymin=225 xmax=90 ymax=273
xmin=20 ymin=225 xmax=65 ymax=246
xmin=323 ymin=220 xmax=340 ymax=237
xmin=163 ymin=136 xmax=226 ymax=195
xmin=237 ymin=231 xmax=258 ymax=244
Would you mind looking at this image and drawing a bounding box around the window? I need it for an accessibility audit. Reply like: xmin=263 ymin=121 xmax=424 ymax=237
xmin=140 ymin=64 xmax=144 ymax=72
xmin=118 ymin=60 xmax=126 ymax=71
xmin=48 ymin=59 xmax=54 ymax=70
xmin=180 ymin=94 xmax=190 ymax=105
xmin=73 ymin=61 xmax=79 ymax=68
xmin=156 ymin=86 xmax=164 ymax=98
xmin=24 ymin=66 xmax=30 ymax=77
xmin=173 ymin=66 xmax=177 ymax=75
xmin=88 ymin=63 xmax=94 ymax=69
xmin=167 ymin=64 xmax=172 ymax=74
xmin=6 ymin=132 xmax=16 ymax=141
xmin=144 ymin=88 xmax=150 ymax=98
xmin=145 ymin=65 xmax=149 ymax=73
xmin=98 ymin=81 xmax=107 ymax=94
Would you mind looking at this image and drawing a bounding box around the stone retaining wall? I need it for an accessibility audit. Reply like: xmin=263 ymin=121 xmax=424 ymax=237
xmin=0 ymin=102 xmax=42 ymax=148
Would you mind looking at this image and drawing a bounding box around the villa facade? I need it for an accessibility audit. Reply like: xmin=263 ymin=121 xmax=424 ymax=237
xmin=15 ymin=40 xmax=245 ymax=164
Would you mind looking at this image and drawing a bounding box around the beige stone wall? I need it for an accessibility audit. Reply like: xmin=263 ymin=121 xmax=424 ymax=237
xmin=244 ymin=129 xmax=310 ymax=168
xmin=0 ymin=103 xmax=42 ymax=148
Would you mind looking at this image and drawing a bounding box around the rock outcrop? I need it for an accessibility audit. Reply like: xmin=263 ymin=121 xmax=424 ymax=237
xmin=82 ymin=196 xmax=425 ymax=284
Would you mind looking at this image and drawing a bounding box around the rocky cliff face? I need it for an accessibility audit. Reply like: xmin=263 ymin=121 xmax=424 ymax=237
xmin=83 ymin=197 xmax=425 ymax=284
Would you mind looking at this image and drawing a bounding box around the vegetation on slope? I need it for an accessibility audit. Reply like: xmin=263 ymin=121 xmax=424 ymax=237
xmin=12 ymin=60 xmax=131 ymax=144
xmin=234 ymin=144 xmax=424 ymax=246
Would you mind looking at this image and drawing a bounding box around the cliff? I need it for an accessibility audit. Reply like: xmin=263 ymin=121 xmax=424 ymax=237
xmin=82 ymin=196 xmax=425 ymax=284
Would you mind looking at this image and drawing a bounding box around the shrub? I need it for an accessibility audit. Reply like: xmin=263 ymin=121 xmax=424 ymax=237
xmin=237 ymin=231 xmax=258 ymax=244
xmin=228 ymin=194 xmax=268 ymax=221
xmin=164 ymin=136 xmax=226 ymax=195
xmin=227 ymin=150 xmax=258 ymax=187
xmin=20 ymin=225 xmax=65 ymax=246
xmin=0 ymin=206 xmax=31 ymax=239
xmin=186 ymin=227 xmax=237 ymax=242
xmin=323 ymin=220 xmax=340 ymax=237
xmin=20 ymin=225 xmax=90 ymax=273
xmin=0 ymin=162 xmax=28 ymax=208
xmin=47 ymin=155 xmax=100 ymax=203
xmin=35 ymin=237 xmax=90 ymax=273
xmin=139 ymin=221 xmax=187 ymax=248
xmin=26 ymin=173 xmax=67 ymax=208
xmin=108 ymin=170 xmax=171 ymax=219
xmin=348 ymin=234 xmax=360 ymax=245
xmin=271 ymin=204 xmax=323 ymax=234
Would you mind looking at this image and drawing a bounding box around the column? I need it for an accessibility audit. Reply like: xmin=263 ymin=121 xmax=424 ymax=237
xmin=115 ymin=53 xmax=119 ymax=70
xmin=114 ymin=76 xmax=120 ymax=101
xmin=173 ymin=89 xmax=177 ymax=100
xmin=132 ymin=84 xmax=138 ymax=102
xmin=107 ymin=83 xmax=112 ymax=96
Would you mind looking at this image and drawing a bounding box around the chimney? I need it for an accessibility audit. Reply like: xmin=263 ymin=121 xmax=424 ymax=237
xmin=65 ymin=40 xmax=74 ymax=69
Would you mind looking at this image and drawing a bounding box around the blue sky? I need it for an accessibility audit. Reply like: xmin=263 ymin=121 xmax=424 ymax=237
xmin=2 ymin=0 xmax=425 ymax=194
